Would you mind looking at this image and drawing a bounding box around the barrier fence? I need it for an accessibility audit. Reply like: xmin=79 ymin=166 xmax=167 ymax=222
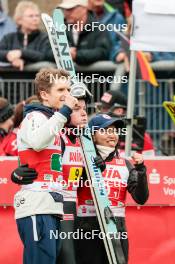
xmin=0 ymin=157 xmax=175 ymax=264
xmin=0 ymin=156 xmax=175 ymax=206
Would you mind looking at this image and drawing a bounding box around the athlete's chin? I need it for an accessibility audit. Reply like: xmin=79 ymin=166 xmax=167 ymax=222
xmin=56 ymin=101 xmax=64 ymax=109
xmin=107 ymin=142 xmax=117 ymax=148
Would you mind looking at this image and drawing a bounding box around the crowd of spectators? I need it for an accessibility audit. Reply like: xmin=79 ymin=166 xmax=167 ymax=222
xmin=0 ymin=0 xmax=175 ymax=70
xmin=0 ymin=95 xmax=39 ymax=156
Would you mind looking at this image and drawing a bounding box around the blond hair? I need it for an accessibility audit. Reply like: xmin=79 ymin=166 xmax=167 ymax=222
xmin=13 ymin=1 xmax=40 ymax=24
xmin=34 ymin=68 xmax=70 ymax=102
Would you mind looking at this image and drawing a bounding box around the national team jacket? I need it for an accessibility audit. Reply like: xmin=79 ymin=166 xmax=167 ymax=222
xmin=14 ymin=104 xmax=72 ymax=219
xmin=77 ymin=152 xmax=149 ymax=218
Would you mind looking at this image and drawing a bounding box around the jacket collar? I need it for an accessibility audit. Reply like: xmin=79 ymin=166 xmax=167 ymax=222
xmin=17 ymin=27 xmax=41 ymax=43
xmin=24 ymin=103 xmax=57 ymax=118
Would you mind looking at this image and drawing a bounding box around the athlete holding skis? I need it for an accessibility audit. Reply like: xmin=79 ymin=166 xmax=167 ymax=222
xmin=75 ymin=114 xmax=149 ymax=264
xmin=13 ymin=67 xmax=78 ymax=264
xmin=11 ymin=89 xmax=91 ymax=264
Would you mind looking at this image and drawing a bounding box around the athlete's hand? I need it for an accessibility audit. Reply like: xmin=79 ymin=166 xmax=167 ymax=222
xmin=132 ymin=152 xmax=144 ymax=165
xmin=11 ymin=164 xmax=38 ymax=185
xmin=64 ymin=94 xmax=78 ymax=109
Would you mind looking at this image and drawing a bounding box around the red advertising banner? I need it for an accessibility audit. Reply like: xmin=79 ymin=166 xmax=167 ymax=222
xmin=126 ymin=157 xmax=175 ymax=205
xmin=0 ymin=157 xmax=175 ymax=264
xmin=0 ymin=157 xmax=175 ymax=205
xmin=1 ymin=206 xmax=175 ymax=264
xmin=126 ymin=206 xmax=175 ymax=264
xmin=0 ymin=157 xmax=19 ymax=205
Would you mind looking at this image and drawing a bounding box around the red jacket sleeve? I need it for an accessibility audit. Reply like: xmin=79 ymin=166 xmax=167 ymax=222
xmin=0 ymin=130 xmax=18 ymax=156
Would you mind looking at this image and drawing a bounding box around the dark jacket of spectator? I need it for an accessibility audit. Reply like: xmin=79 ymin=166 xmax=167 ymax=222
xmin=94 ymin=6 xmax=126 ymax=62
xmin=0 ymin=11 xmax=16 ymax=41
xmin=0 ymin=28 xmax=50 ymax=63
xmin=66 ymin=11 xmax=111 ymax=65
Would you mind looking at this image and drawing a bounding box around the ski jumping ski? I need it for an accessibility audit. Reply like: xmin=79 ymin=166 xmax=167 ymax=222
xmin=41 ymin=12 xmax=91 ymax=98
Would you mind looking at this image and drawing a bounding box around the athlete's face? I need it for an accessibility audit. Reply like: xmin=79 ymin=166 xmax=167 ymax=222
xmin=70 ymin=99 xmax=88 ymax=128
xmin=41 ymin=79 xmax=70 ymax=109
xmin=93 ymin=125 xmax=119 ymax=148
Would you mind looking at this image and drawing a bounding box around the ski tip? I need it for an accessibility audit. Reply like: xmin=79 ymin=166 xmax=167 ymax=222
xmin=41 ymin=13 xmax=52 ymax=22
xmin=53 ymin=8 xmax=64 ymax=18
xmin=41 ymin=13 xmax=48 ymax=18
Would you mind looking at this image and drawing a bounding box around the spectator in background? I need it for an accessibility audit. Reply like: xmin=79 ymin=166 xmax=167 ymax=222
xmin=0 ymin=95 xmax=39 ymax=156
xmin=0 ymin=1 xmax=52 ymax=70
xmin=99 ymin=89 xmax=155 ymax=156
xmin=88 ymin=0 xmax=129 ymax=70
xmin=57 ymin=0 xmax=111 ymax=65
xmin=0 ymin=4 xmax=16 ymax=41
xmin=106 ymin=0 xmax=132 ymax=19
xmin=144 ymin=51 xmax=175 ymax=63
xmin=0 ymin=97 xmax=14 ymax=144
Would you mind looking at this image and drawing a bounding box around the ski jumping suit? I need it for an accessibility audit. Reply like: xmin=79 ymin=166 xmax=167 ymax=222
xmin=57 ymin=131 xmax=84 ymax=264
xmin=75 ymin=152 xmax=149 ymax=264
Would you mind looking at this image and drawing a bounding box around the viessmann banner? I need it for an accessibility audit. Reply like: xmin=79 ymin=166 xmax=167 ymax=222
xmin=0 ymin=157 xmax=175 ymax=205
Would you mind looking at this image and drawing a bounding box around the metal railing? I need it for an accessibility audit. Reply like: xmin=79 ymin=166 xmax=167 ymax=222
xmin=0 ymin=77 xmax=174 ymax=155
xmin=136 ymin=79 xmax=175 ymax=155
xmin=0 ymin=79 xmax=35 ymax=105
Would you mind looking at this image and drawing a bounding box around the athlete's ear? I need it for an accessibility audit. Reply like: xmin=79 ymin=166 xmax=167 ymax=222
xmin=40 ymin=91 xmax=49 ymax=101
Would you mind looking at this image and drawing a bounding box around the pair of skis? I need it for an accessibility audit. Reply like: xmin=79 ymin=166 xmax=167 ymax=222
xmin=42 ymin=11 xmax=91 ymax=98
xmin=42 ymin=9 xmax=126 ymax=264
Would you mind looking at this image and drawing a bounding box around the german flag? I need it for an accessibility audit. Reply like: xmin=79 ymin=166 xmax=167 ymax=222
xmin=116 ymin=31 xmax=159 ymax=87
xmin=136 ymin=51 xmax=159 ymax=87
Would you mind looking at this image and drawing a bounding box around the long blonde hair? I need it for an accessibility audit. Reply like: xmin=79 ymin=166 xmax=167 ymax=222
xmin=13 ymin=1 xmax=40 ymax=24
